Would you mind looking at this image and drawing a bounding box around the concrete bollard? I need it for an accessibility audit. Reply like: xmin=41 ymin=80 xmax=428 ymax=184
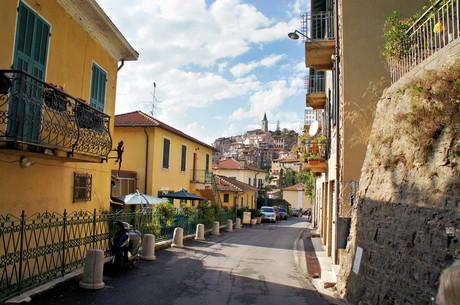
xmin=195 ymin=223 xmax=205 ymax=240
xmin=172 ymin=227 xmax=184 ymax=248
xmin=235 ymin=218 xmax=241 ymax=229
xmin=212 ymin=221 xmax=220 ymax=235
xmin=79 ymin=249 xmax=105 ymax=290
xmin=141 ymin=234 xmax=156 ymax=261
xmin=226 ymin=219 xmax=233 ymax=232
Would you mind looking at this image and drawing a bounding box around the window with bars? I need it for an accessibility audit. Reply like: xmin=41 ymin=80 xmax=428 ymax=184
xmin=73 ymin=173 xmax=92 ymax=202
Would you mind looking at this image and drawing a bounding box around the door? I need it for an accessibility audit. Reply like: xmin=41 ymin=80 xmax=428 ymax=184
xmin=9 ymin=2 xmax=50 ymax=142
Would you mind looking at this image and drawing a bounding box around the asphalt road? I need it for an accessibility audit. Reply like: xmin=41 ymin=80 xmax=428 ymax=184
xmin=29 ymin=217 xmax=339 ymax=305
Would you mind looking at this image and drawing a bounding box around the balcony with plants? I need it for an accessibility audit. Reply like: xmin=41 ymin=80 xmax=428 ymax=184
xmin=384 ymin=0 xmax=460 ymax=83
xmin=305 ymin=69 xmax=326 ymax=109
xmin=299 ymin=133 xmax=328 ymax=173
xmin=301 ymin=9 xmax=335 ymax=70
xmin=0 ymin=70 xmax=112 ymax=163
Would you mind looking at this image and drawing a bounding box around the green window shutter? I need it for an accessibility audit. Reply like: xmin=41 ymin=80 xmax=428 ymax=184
xmin=181 ymin=145 xmax=187 ymax=172
xmin=162 ymin=138 xmax=170 ymax=169
xmin=90 ymin=63 xmax=107 ymax=111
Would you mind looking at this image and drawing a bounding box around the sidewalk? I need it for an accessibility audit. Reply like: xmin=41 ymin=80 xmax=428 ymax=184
xmin=302 ymin=223 xmax=348 ymax=305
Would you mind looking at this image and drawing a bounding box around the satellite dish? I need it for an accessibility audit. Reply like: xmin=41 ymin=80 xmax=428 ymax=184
xmin=309 ymin=121 xmax=319 ymax=137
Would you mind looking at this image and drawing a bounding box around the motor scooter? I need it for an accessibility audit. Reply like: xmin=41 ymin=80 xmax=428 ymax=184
xmin=108 ymin=220 xmax=141 ymax=273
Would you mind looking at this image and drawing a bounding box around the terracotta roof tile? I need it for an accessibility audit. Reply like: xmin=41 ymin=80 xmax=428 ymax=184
xmin=115 ymin=111 xmax=214 ymax=150
xmin=283 ymin=183 xmax=304 ymax=191
xmin=215 ymin=175 xmax=258 ymax=192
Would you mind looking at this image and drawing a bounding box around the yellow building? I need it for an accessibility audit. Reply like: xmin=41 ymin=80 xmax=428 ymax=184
xmin=0 ymin=0 xmax=138 ymax=215
xmin=111 ymin=111 xmax=215 ymax=208
xmin=214 ymin=175 xmax=257 ymax=209
xmin=213 ymin=157 xmax=266 ymax=188
xmin=282 ymin=183 xmax=311 ymax=211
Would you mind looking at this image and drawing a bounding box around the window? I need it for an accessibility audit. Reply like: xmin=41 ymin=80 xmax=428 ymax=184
xmin=112 ymin=178 xmax=136 ymax=197
xmin=248 ymin=178 xmax=251 ymax=185
xmin=73 ymin=173 xmax=92 ymax=202
xmin=205 ymin=154 xmax=210 ymax=172
xmin=223 ymin=194 xmax=229 ymax=203
xmin=90 ymin=63 xmax=107 ymax=112
xmin=181 ymin=144 xmax=187 ymax=172
xmin=162 ymin=138 xmax=170 ymax=169
xmin=258 ymin=178 xmax=263 ymax=188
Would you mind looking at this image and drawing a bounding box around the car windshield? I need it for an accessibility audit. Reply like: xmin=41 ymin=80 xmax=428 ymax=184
xmin=261 ymin=207 xmax=274 ymax=212
xmin=279 ymin=208 xmax=286 ymax=213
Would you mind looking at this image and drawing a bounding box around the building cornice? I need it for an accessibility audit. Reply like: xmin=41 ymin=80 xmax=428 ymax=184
xmin=56 ymin=0 xmax=138 ymax=61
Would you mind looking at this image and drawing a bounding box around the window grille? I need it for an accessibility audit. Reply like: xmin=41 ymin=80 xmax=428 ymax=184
xmin=73 ymin=173 xmax=92 ymax=202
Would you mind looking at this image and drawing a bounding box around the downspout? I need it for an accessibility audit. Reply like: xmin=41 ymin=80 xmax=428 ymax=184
xmin=117 ymin=59 xmax=125 ymax=72
xmin=334 ymin=0 xmax=341 ymax=265
xmin=144 ymin=127 xmax=149 ymax=193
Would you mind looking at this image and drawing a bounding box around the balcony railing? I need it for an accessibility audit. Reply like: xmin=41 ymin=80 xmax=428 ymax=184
xmin=388 ymin=0 xmax=459 ymax=82
xmin=190 ymin=169 xmax=212 ymax=184
xmin=301 ymin=11 xmax=335 ymax=41
xmin=305 ymin=73 xmax=326 ymax=94
xmin=0 ymin=70 xmax=112 ymax=161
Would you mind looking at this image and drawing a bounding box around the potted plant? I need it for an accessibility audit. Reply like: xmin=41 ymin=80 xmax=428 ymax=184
xmin=0 ymin=72 xmax=12 ymax=95
xmin=44 ymin=84 xmax=67 ymax=111
xmin=308 ymin=154 xmax=321 ymax=165
xmin=254 ymin=209 xmax=262 ymax=224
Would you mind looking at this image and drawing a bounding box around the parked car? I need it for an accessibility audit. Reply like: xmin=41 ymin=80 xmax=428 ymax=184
xmin=260 ymin=206 xmax=277 ymax=223
xmin=292 ymin=208 xmax=300 ymax=217
xmin=278 ymin=207 xmax=288 ymax=220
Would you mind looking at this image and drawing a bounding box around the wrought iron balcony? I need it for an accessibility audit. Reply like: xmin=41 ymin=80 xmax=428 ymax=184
xmin=301 ymin=11 xmax=335 ymax=70
xmin=387 ymin=0 xmax=459 ymax=83
xmin=0 ymin=70 xmax=112 ymax=162
xmin=190 ymin=169 xmax=213 ymax=184
xmin=305 ymin=71 xmax=326 ymax=109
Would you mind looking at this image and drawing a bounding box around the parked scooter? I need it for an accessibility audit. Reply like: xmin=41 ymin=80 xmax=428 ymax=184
xmin=108 ymin=220 xmax=142 ymax=273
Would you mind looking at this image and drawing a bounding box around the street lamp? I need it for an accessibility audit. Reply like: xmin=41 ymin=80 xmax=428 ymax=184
xmin=288 ymin=30 xmax=304 ymax=40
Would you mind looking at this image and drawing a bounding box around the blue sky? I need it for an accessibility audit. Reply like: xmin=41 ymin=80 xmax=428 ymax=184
xmin=96 ymin=0 xmax=309 ymax=145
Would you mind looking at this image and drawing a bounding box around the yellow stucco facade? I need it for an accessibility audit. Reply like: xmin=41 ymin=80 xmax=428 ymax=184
xmin=112 ymin=111 xmax=214 ymax=209
xmin=0 ymin=0 xmax=137 ymax=215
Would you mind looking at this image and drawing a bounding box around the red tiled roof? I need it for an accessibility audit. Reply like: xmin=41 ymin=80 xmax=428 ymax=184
xmin=215 ymin=175 xmax=258 ymax=192
xmin=214 ymin=158 xmax=265 ymax=172
xmin=115 ymin=111 xmax=214 ymax=150
xmin=283 ymin=183 xmax=304 ymax=191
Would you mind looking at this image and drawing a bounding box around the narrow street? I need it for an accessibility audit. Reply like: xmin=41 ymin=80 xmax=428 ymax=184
xmin=29 ymin=217 xmax=341 ymax=305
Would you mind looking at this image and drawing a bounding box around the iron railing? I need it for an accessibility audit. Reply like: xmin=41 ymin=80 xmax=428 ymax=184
xmin=0 ymin=208 xmax=234 ymax=302
xmin=0 ymin=70 xmax=112 ymax=161
xmin=301 ymin=10 xmax=335 ymax=41
xmin=190 ymin=169 xmax=212 ymax=183
xmin=305 ymin=72 xmax=326 ymax=94
xmin=388 ymin=0 xmax=459 ymax=82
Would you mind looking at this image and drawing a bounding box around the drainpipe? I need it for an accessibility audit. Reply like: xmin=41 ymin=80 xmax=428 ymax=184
xmin=117 ymin=59 xmax=125 ymax=72
xmin=144 ymin=127 xmax=149 ymax=193
xmin=334 ymin=0 xmax=341 ymax=265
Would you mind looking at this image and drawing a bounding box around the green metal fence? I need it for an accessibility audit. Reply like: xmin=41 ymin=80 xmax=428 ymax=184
xmin=0 ymin=208 xmax=234 ymax=302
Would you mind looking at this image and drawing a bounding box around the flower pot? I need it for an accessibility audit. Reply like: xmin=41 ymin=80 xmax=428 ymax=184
xmin=256 ymin=217 xmax=262 ymax=224
xmin=0 ymin=73 xmax=12 ymax=95
xmin=308 ymin=159 xmax=320 ymax=165
xmin=44 ymin=90 xmax=67 ymax=111
xmin=251 ymin=219 xmax=257 ymax=226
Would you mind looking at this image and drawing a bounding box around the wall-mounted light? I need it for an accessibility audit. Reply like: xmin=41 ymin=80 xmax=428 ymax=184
xmin=19 ymin=156 xmax=31 ymax=168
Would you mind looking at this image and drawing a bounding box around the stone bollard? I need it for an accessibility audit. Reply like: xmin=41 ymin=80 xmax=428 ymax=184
xmin=79 ymin=249 xmax=105 ymax=290
xmin=141 ymin=234 xmax=156 ymax=261
xmin=195 ymin=223 xmax=205 ymax=240
xmin=226 ymin=219 xmax=233 ymax=232
xmin=172 ymin=227 xmax=184 ymax=248
xmin=235 ymin=218 xmax=241 ymax=229
xmin=212 ymin=221 xmax=220 ymax=235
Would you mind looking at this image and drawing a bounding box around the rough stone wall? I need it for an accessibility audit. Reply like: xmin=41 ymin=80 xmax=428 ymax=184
xmin=336 ymin=47 xmax=460 ymax=305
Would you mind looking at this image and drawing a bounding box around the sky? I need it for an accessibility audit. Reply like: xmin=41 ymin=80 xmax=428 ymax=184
xmin=96 ymin=0 xmax=309 ymax=145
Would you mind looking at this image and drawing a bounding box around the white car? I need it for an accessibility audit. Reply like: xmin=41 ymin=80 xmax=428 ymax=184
xmin=260 ymin=206 xmax=277 ymax=223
